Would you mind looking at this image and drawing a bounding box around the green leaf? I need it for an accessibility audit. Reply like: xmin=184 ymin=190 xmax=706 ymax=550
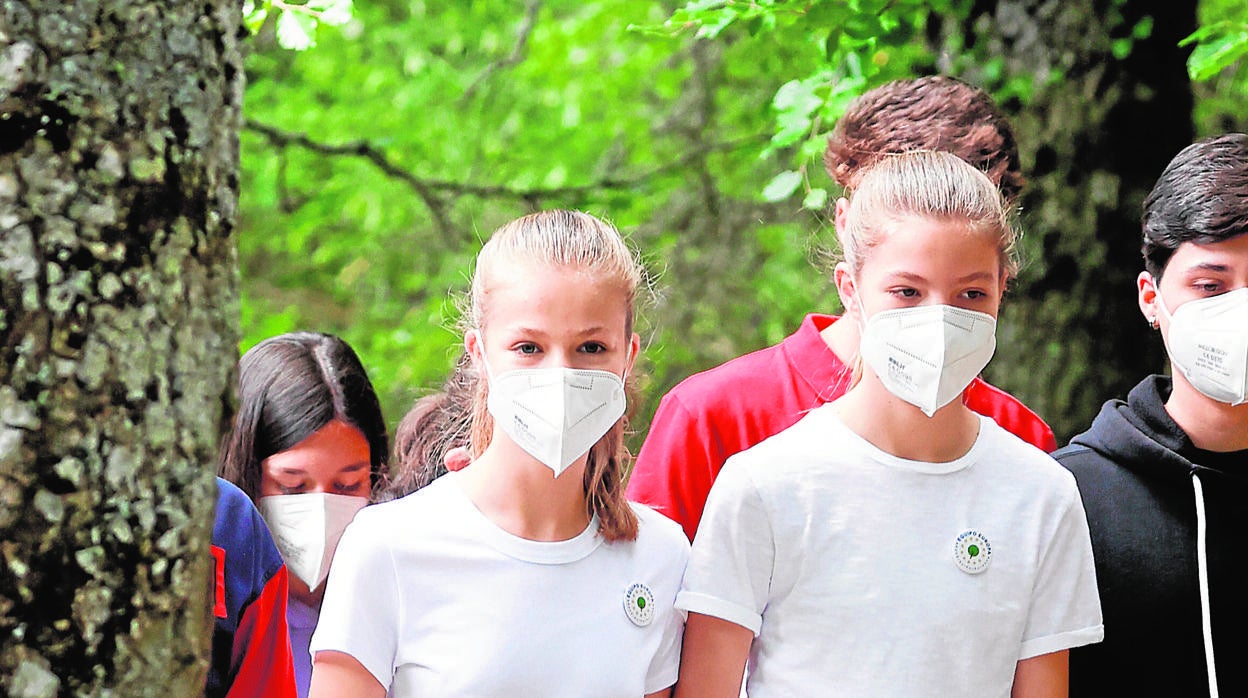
xmin=770 ymin=118 xmax=812 ymax=149
xmin=310 ymin=0 xmax=354 ymax=27
xmin=243 ymin=0 xmax=268 ymax=35
xmin=1179 ymin=23 xmax=1221 ymax=48
xmin=276 ymin=9 xmax=318 ymax=51
xmin=1111 ymin=37 xmax=1133 ymax=60
xmin=842 ymin=13 xmax=884 ymax=41
xmin=762 ymin=170 xmax=802 ymax=202
xmin=772 ymin=78 xmax=822 ymax=116
xmin=695 ymin=9 xmax=738 ymax=39
xmin=802 ymin=187 xmax=828 ymax=210
xmin=1186 ymin=29 xmax=1248 ymax=81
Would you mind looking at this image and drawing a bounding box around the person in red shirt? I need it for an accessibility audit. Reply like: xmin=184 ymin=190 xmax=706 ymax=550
xmin=626 ymin=76 xmax=1056 ymax=541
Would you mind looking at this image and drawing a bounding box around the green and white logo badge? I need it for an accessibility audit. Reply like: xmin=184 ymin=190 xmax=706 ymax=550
xmin=624 ymin=582 xmax=656 ymax=627
xmin=953 ymin=530 xmax=992 ymax=574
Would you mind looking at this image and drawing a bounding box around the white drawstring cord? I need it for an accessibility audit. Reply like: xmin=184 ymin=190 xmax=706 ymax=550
xmin=1193 ymin=473 xmax=1219 ymax=698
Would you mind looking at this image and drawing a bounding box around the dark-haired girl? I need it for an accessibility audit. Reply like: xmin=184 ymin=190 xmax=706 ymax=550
xmin=218 ymin=331 xmax=389 ymax=697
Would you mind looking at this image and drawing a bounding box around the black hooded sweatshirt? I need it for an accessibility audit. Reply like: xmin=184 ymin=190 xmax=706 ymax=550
xmin=1054 ymin=375 xmax=1248 ymax=697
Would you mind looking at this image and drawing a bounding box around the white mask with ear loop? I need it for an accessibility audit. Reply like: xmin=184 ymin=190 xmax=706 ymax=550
xmin=476 ymin=335 xmax=627 ymax=477
xmin=1154 ymin=282 xmax=1248 ymax=405
xmin=258 ymin=492 xmax=367 ymax=591
xmin=855 ymin=290 xmax=998 ymax=417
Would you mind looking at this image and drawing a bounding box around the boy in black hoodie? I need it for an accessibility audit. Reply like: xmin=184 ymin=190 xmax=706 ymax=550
xmin=1056 ymin=133 xmax=1248 ymax=697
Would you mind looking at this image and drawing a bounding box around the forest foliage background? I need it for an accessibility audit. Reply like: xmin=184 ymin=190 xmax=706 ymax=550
xmin=238 ymin=0 xmax=1248 ymax=448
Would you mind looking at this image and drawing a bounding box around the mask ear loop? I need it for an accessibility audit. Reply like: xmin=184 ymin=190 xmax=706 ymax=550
xmin=847 ymin=275 xmax=872 ymax=332
xmin=470 ymin=330 xmax=497 ymax=383
xmin=845 ymin=276 xmax=872 ymax=390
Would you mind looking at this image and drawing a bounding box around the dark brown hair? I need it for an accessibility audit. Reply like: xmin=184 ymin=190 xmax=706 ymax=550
xmin=217 ymin=332 xmax=389 ymax=501
xmin=1143 ymin=133 xmax=1248 ymax=279
xmin=824 ymin=76 xmax=1024 ymax=203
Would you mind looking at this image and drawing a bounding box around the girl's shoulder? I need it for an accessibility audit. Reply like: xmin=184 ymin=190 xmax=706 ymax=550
xmin=626 ymin=502 xmax=692 ymax=559
xmin=353 ymin=474 xmax=465 ymax=534
xmin=973 ymin=416 xmax=1081 ymax=494
xmin=720 ymin=404 xmax=855 ymax=479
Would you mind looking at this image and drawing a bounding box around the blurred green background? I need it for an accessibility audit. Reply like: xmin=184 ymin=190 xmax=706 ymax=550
xmin=238 ymin=0 xmax=1247 ymax=450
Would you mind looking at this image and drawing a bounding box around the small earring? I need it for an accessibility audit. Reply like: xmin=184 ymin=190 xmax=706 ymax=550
xmin=1149 ymin=317 xmax=1159 ymax=330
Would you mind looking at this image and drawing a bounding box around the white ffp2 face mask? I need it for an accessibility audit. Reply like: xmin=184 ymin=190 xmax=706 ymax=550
xmin=485 ymin=365 xmax=627 ymax=477
xmin=1156 ymin=285 xmax=1248 ymax=406
xmin=257 ymin=492 xmax=367 ymax=591
xmin=859 ymin=304 xmax=997 ymax=417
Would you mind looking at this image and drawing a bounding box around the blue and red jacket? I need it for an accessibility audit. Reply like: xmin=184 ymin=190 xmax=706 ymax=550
xmin=207 ymin=477 xmax=297 ymax=698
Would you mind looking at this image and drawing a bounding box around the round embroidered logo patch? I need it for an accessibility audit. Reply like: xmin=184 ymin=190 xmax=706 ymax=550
xmin=953 ymin=530 xmax=992 ymax=574
xmin=623 ymin=583 xmax=655 ymax=627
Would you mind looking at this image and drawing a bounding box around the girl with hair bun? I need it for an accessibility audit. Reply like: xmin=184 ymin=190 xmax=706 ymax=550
xmin=675 ymin=152 xmax=1102 ymax=697
xmin=310 ymin=210 xmax=689 ymax=698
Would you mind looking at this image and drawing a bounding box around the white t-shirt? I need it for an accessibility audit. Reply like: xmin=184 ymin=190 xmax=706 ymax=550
xmin=677 ymin=408 xmax=1104 ymax=698
xmin=311 ymin=471 xmax=689 ymax=697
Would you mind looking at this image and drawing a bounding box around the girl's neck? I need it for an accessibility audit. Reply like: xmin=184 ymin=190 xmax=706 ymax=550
xmin=820 ymin=310 xmax=860 ymax=362
xmin=458 ymin=434 xmax=592 ymax=542
xmin=289 ymin=575 xmax=324 ymax=610
xmin=1166 ymin=373 xmax=1248 ymax=452
xmin=832 ymin=375 xmax=981 ymax=462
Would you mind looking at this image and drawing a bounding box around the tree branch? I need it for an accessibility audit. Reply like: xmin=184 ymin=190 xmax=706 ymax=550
xmin=245 ymin=119 xmax=456 ymax=236
xmin=460 ymin=0 xmax=542 ymax=104
xmin=243 ymin=118 xmax=762 ymax=208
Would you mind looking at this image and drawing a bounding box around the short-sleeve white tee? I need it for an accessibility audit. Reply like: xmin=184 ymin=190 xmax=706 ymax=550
xmin=677 ymin=408 xmax=1103 ymax=697
xmin=312 ymin=471 xmax=689 ymax=697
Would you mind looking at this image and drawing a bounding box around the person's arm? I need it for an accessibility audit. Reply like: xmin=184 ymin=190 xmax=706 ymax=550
xmin=309 ymin=650 xmax=386 ymax=698
xmin=210 ymin=479 xmax=297 ymax=698
xmin=1012 ymin=650 xmax=1068 ymax=698
xmin=673 ymin=613 xmax=752 ymax=698
xmin=226 ymin=565 xmax=296 ymax=698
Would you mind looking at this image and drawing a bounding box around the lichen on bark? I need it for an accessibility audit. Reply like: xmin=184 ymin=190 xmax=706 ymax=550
xmin=0 ymin=1 xmax=244 ymax=694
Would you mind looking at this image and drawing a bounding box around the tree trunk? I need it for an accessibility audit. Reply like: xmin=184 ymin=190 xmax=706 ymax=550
xmin=941 ymin=0 xmax=1196 ymax=442
xmin=0 ymin=2 xmax=243 ymax=694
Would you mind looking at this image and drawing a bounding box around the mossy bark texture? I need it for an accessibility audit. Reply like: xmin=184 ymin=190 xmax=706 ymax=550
xmin=0 ymin=2 xmax=242 ymax=695
xmin=945 ymin=0 xmax=1195 ymax=442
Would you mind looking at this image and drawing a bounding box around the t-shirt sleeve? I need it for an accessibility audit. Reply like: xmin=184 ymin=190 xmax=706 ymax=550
xmin=645 ymin=540 xmax=690 ymax=694
xmin=674 ymin=458 xmax=774 ymax=636
xmin=309 ymin=512 xmax=400 ymax=689
xmin=1018 ymin=481 xmax=1105 ymax=660
xmin=628 ymin=391 xmax=725 ymax=542
xmin=228 ymin=566 xmax=296 ymax=698
xmin=210 ymin=479 xmax=297 ymax=698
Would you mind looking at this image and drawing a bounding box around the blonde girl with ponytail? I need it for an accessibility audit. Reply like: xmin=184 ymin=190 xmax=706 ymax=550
xmin=309 ymin=210 xmax=688 ymax=698
xmin=675 ymin=152 xmax=1102 ymax=698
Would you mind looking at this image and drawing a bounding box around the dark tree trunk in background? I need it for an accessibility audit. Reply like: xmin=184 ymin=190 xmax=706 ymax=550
xmin=941 ymin=0 xmax=1195 ymax=443
xmin=0 ymin=2 xmax=242 ymax=694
